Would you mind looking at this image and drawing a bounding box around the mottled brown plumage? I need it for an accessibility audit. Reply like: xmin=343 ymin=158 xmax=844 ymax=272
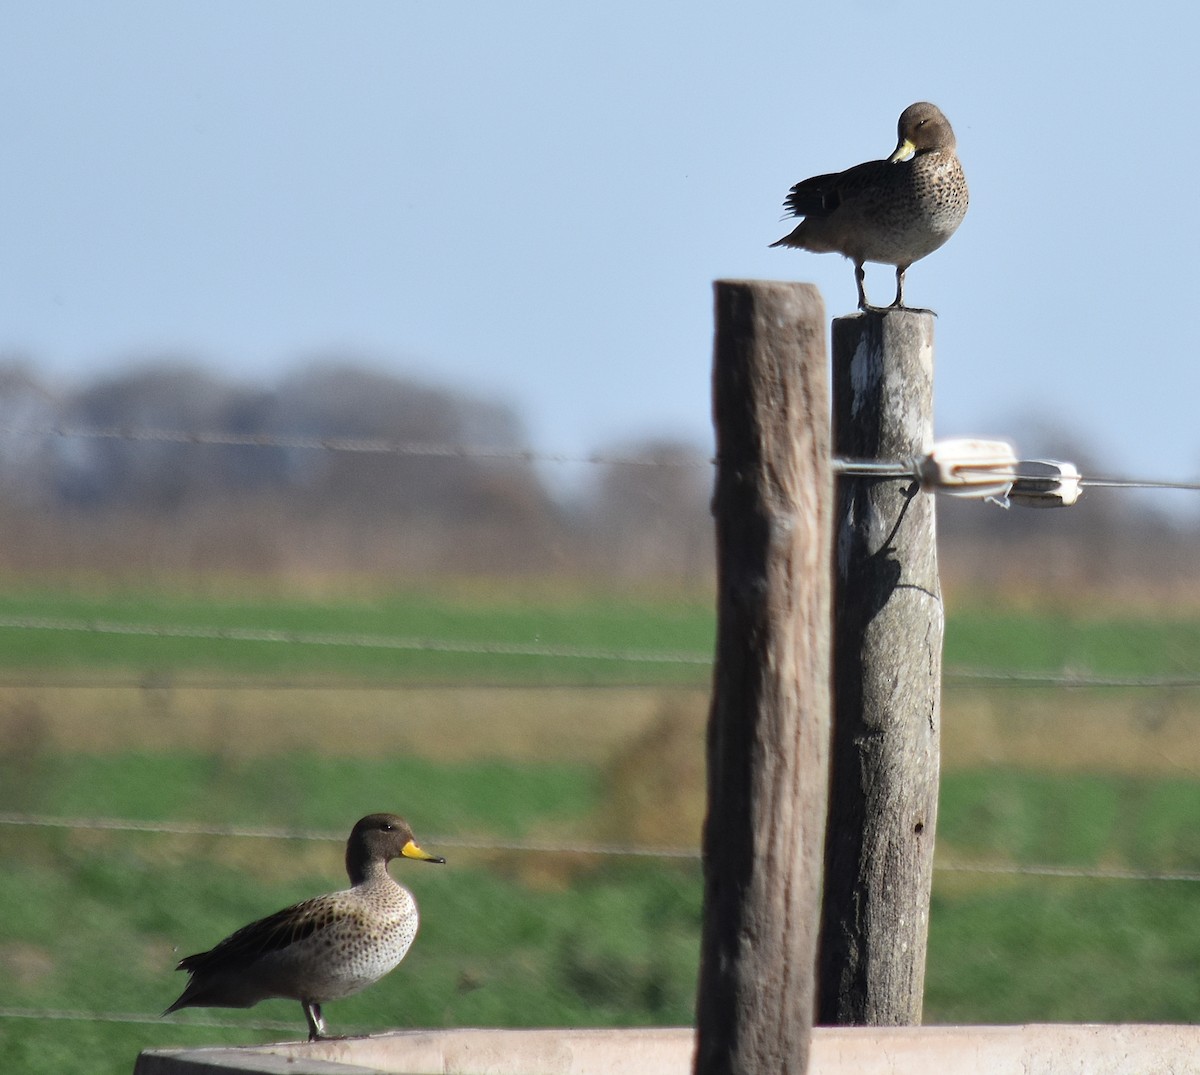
xmin=772 ymin=102 xmax=968 ymax=311
xmin=164 ymin=813 xmax=445 ymax=1040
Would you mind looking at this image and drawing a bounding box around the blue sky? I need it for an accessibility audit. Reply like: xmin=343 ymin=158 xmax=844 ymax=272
xmin=2 ymin=1 xmax=1198 ymax=498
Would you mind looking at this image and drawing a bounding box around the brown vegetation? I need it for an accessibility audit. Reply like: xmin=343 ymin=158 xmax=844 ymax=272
xmin=0 ymin=358 xmax=1196 ymax=601
xmin=0 ymin=360 xmax=713 ymax=588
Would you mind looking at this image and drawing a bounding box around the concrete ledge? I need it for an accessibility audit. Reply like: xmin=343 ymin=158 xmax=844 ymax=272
xmin=134 ymin=1024 xmax=1200 ymax=1075
xmin=134 ymin=1028 xmax=689 ymax=1075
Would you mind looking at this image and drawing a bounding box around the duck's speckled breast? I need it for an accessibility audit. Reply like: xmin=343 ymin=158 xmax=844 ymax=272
xmin=860 ymin=152 xmax=968 ymax=265
xmin=255 ymin=881 xmax=420 ymax=1003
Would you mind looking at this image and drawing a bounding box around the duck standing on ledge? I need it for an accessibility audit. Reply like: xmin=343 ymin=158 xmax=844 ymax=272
xmin=165 ymin=813 xmax=445 ymax=1041
xmin=771 ymin=102 xmax=968 ymax=311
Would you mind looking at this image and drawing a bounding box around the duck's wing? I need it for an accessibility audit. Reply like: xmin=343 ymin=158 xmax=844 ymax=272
xmin=176 ymin=893 xmax=349 ymax=972
xmin=783 ymin=159 xmax=891 ymax=219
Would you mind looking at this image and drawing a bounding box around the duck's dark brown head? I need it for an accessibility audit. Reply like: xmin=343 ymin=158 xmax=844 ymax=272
xmin=888 ymin=102 xmax=957 ymax=161
xmin=346 ymin=813 xmax=445 ymax=883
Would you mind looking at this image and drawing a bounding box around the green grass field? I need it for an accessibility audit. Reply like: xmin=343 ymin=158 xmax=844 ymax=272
xmin=1 ymin=586 xmax=1198 ymax=682
xmin=0 ymin=587 xmax=716 ymax=685
xmin=2 ymin=587 xmax=1200 ymax=1074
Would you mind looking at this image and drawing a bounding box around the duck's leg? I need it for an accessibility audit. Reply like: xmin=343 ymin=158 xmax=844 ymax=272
xmin=854 ymin=262 xmax=869 ymax=310
xmin=891 ymin=263 xmax=937 ymax=315
xmin=303 ymin=1000 xmax=326 ymax=1041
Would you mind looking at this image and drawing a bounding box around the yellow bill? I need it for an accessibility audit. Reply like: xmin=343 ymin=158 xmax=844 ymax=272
xmin=401 ymin=839 xmax=446 ymax=864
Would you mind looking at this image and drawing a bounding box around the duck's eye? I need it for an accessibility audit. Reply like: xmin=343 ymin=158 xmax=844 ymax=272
xmin=380 ymin=822 xmax=394 ymax=831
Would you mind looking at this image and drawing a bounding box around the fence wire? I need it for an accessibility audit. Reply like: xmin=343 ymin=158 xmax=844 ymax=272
xmin=3 ymin=425 xmax=1200 ymax=1048
xmin=0 ymin=613 xmax=711 ymax=666
xmin=0 ymin=424 xmax=714 ymax=468
xmin=4 ymin=811 xmax=1199 ymax=883
xmin=0 ymin=812 xmax=700 ymax=860
xmin=0 ymin=1005 xmax=314 ymax=1033
xmin=3 ymin=422 xmax=1199 ymax=494
xmin=0 ymin=613 xmax=1198 ymax=689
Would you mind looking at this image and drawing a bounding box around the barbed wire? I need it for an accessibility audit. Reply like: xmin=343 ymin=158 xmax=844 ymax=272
xmin=942 ymin=669 xmax=1200 ymax=689
xmin=4 ymin=812 xmax=1200 ymax=881
xmin=3 ymin=824 xmax=1196 ymax=1033
xmin=3 ymin=428 xmax=1196 ymax=1043
xmin=0 ymin=614 xmax=712 ymax=667
xmin=4 ymin=670 xmax=1197 ymax=691
xmin=1079 ymin=476 xmax=1200 ymax=492
xmin=2 ymin=424 xmax=1199 ymax=492
xmin=0 ymin=812 xmax=701 ymax=860
xmin=0 ymin=674 xmax=707 ymax=691
xmin=0 ymin=614 xmax=1196 ymax=689
xmin=934 ymin=860 xmax=1200 ymax=883
xmin=833 ymin=457 xmax=1200 ymax=494
xmin=0 ymin=425 xmax=713 ymax=469
xmin=0 ymin=1005 xmax=357 ymax=1033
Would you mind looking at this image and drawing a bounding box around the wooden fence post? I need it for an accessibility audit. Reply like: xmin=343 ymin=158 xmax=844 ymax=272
xmin=818 ymin=310 xmax=943 ymax=1025
xmin=695 ymin=280 xmax=832 ymax=1075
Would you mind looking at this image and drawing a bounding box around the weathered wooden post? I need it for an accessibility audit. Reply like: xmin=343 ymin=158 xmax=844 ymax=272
xmin=695 ymin=280 xmax=832 ymax=1075
xmin=818 ymin=309 xmax=942 ymax=1025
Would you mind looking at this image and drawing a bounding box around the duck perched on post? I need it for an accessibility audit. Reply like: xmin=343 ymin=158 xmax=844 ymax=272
xmin=771 ymin=102 xmax=968 ymax=311
xmin=164 ymin=813 xmax=445 ymax=1041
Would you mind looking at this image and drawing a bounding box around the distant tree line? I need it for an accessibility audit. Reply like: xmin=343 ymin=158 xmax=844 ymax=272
xmin=0 ymin=360 xmax=715 ymax=586
xmin=0 ymin=358 xmax=1193 ymax=598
